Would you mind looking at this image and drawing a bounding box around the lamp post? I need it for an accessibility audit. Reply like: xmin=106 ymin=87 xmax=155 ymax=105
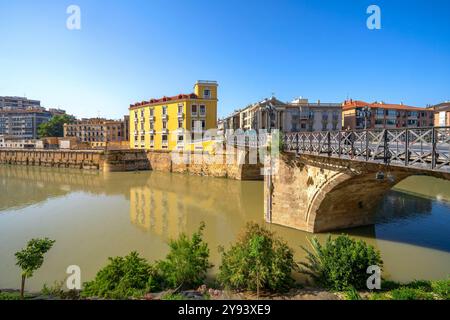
xmin=362 ymin=106 xmax=372 ymax=130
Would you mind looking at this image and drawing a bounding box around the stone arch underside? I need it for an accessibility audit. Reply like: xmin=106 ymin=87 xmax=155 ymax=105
xmin=307 ymin=169 xmax=436 ymax=232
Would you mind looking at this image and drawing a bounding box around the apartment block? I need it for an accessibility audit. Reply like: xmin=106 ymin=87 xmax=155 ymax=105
xmin=129 ymin=81 xmax=218 ymax=150
xmin=430 ymin=101 xmax=450 ymax=127
xmin=222 ymin=96 xmax=342 ymax=133
xmin=342 ymin=100 xmax=434 ymax=130
xmin=63 ymin=117 xmax=128 ymax=147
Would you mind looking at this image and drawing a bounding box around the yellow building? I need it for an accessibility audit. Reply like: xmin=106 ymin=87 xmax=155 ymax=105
xmin=129 ymin=81 xmax=218 ymax=151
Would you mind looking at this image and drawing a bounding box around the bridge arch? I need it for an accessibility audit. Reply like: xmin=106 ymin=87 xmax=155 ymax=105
xmin=265 ymin=153 xmax=449 ymax=233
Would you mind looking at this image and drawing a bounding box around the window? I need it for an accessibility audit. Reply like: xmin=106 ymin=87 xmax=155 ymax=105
xmin=163 ymin=121 xmax=167 ymax=129
xmin=177 ymin=135 xmax=184 ymax=143
xmin=200 ymin=105 xmax=206 ymax=116
xmin=191 ymin=105 xmax=197 ymax=115
xmin=150 ymin=108 xmax=154 ymax=116
xmin=162 ymin=106 xmax=167 ymax=115
xmin=178 ymin=105 xmax=183 ymax=114
xmin=204 ymin=89 xmax=211 ymax=98
xmin=150 ymin=122 xmax=154 ymax=130
xmin=178 ymin=120 xmax=183 ymax=129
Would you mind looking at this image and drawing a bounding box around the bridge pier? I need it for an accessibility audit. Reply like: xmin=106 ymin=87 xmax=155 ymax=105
xmin=264 ymin=153 xmax=449 ymax=233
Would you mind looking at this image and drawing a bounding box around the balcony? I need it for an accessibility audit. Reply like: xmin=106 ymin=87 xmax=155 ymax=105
xmin=149 ymin=141 xmax=154 ymax=148
xmin=177 ymin=112 xmax=184 ymax=119
xmin=162 ymin=128 xmax=169 ymax=134
xmin=149 ymin=115 xmax=155 ymax=121
xmin=149 ymin=129 xmax=155 ymax=135
xmin=161 ymin=140 xmax=169 ymax=148
xmin=199 ymin=112 xmax=206 ymax=118
xmin=162 ymin=114 xmax=168 ymax=120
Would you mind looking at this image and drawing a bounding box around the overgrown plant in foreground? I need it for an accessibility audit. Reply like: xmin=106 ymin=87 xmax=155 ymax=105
xmin=300 ymin=235 xmax=383 ymax=291
xmin=81 ymin=251 xmax=162 ymax=299
xmin=157 ymin=222 xmax=212 ymax=290
xmin=218 ymin=222 xmax=297 ymax=294
xmin=15 ymin=238 xmax=55 ymax=299
xmin=81 ymin=223 xmax=211 ymax=299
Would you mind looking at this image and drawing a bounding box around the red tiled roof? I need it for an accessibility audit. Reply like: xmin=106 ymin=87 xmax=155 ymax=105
xmin=129 ymin=93 xmax=198 ymax=109
xmin=342 ymin=99 xmax=429 ymax=111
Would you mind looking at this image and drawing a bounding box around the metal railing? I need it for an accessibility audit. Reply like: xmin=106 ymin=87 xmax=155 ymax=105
xmin=284 ymin=127 xmax=450 ymax=173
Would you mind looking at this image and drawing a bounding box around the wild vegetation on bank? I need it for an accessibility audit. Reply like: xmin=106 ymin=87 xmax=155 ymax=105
xmin=1 ymin=222 xmax=448 ymax=300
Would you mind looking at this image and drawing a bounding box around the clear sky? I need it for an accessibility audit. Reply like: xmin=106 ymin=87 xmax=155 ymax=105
xmin=0 ymin=0 xmax=449 ymax=119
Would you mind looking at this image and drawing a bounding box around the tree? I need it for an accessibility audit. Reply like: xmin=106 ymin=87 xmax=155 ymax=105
xmin=15 ymin=238 xmax=55 ymax=299
xmin=38 ymin=115 xmax=75 ymax=138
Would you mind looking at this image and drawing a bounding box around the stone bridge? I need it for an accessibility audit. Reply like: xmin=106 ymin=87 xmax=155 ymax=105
xmin=264 ymin=127 xmax=450 ymax=232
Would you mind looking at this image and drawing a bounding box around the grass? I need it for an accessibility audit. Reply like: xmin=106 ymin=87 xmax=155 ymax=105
xmin=0 ymin=291 xmax=33 ymax=300
xmin=367 ymin=278 xmax=450 ymax=300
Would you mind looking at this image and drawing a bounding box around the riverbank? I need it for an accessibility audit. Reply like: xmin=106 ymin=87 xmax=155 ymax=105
xmin=0 ymin=148 xmax=263 ymax=180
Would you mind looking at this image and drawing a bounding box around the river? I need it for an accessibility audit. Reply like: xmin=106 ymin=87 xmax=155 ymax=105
xmin=0 ymin=165 xmax=449 ymax=291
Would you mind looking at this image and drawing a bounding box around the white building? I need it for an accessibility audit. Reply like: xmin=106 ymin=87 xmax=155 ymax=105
xmin=222 ymin=96 xmax=342 ymax=133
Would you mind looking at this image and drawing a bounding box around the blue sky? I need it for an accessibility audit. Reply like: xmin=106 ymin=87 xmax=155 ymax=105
xmin=0 ymin=0 xmax=449 ymax=119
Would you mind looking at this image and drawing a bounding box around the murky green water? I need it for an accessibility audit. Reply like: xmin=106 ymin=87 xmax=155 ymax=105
xmin=0 ymin=165 xmax=449 ymax=291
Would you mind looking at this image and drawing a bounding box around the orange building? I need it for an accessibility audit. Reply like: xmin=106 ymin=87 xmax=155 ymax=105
xmin=342 ymin=99 xmax=434 ymax=130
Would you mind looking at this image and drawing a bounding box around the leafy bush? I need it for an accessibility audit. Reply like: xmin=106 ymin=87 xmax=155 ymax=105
xmin=82 ymin=251 xmax=161 ymax=299
xmin=218 ymin=222 xmax=296 ymax=293
xmin=300 ymin=235 xmax=383 ymax=291
xmin=157 ymin=223 xmax=212 ymax=289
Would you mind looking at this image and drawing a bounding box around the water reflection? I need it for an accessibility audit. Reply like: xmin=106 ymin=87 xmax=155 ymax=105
xmin=0 ymin=165 xmax=449 ymax=289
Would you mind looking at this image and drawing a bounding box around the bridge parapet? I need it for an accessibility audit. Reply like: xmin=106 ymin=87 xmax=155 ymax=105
xmin=283 ymin=127 xmax=450 ymax=173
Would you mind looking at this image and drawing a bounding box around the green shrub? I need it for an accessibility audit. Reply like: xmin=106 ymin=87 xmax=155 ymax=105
xmin=300 ymin=235 xmax=383 ymax=291
xmin=431 ymin=278 xmax=450 ymax=299
xmin=157 ymin=223 xmax=212 ymax=290
xmin=390 ymin=287 xmax=434 ymax=300
xmin=82 ymin=251 xmax=161 ymax=299
xmin=218 ymin=222 xmax=296 ymax=293
xmin=344 ymin=286 xmax=362 ymax=300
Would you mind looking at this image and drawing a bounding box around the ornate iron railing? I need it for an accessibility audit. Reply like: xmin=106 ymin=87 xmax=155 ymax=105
xmin=284 ymin=127 xmax=450 ymax=173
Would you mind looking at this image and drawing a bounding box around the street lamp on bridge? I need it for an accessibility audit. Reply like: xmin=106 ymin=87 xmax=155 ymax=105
xmin=362 ymin=106 xmax=372 ymax=130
